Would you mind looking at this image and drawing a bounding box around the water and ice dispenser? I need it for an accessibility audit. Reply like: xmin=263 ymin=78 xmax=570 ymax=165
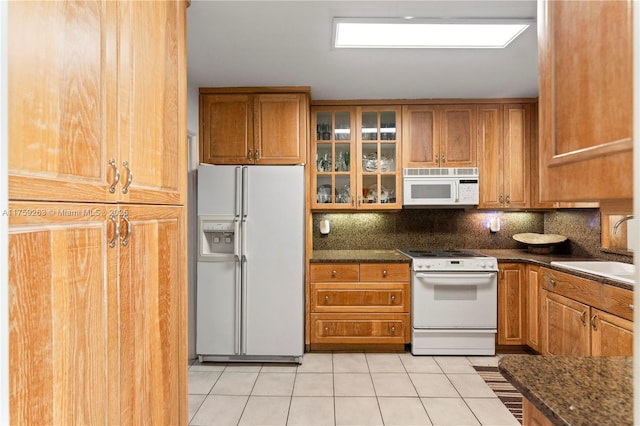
xmin=198 ymin=215 xmax=238 ymax=261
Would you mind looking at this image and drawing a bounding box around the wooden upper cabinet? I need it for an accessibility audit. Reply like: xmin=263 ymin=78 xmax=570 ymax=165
xmin=8 ymin=1 xmax=114 ymax=203
xmin=478 ymin=104 xmax=531 ymax=209
xmin=402 ymin=104 xmax=476 ymax=168
xmin=8 ymin=0 xmax=186 ymax=205
xmin=538 ymin=0 xmax=633 ymax=201
xmin=117 ymin=0 xmax=186 ymax=205
xmin=199 ymin=89 xmax=309 ymax=165
xmin=200 ymin=94 xmax=253 ymax=165
xmin=254 ymin=94 xmax=307 ymax=164
xmin=402 ymin=105 xmax=438 ymax=167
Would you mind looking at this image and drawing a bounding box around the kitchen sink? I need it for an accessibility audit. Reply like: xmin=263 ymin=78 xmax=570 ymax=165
xmin=549 ymin=261 xmax=636 ymax=285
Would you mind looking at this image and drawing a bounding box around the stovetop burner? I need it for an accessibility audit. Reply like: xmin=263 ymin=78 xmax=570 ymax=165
xmin=399 ymin=249 xmax=488 ymax=259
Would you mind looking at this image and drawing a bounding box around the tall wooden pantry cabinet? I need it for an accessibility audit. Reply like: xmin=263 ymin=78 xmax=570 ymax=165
xmin=7 ymin=1 xmax=188 ymax=424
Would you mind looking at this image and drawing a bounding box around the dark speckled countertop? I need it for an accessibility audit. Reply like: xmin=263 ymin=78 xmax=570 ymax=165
xmin=499 ymin=355 xmax=633 ymax=426
xmin=310 ymin=249 xmax=411 ymax=263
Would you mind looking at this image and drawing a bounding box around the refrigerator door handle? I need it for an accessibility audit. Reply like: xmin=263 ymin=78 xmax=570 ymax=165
xmin=240 ymin=254 xmax=248 ymax=355
xmin=234 ymin=166 xmax=242 ymax=221
xmin=242 ymin=166 xmax=249 ymax=222
xmin=234 ymin=255 xmax=241 ymax=355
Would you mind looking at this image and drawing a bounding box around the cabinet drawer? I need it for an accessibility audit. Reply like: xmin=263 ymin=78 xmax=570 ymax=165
xmin=310 ymin=264 xmax=359 ymax=282
xmin=310 ymin=283 xmax=409 ymax=313
xmin=541 ymin=267 xmax=634 ymax=321
xmin=359 ymin=263 xmax=410 ymax=282
xmin=310 ymin=313 xmax=410 ymax=344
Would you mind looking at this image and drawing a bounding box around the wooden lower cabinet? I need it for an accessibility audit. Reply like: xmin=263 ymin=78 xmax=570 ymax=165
xmin=541 ymin=290 xmax=591 ymax=356
xmin=525 ymin=265 xmax=542 ymax=352
xmin=523 ymin=399 xmax=554 ymax=426
xmin=308 ymin=262 xmax=410 ymax=348
xmin=8 ymin=203 xmax=186 ymax=424
xmin=590 ymin=308 xmax=634 ymax=356
xmin=497 ymin=263 xmax=526 ymax=345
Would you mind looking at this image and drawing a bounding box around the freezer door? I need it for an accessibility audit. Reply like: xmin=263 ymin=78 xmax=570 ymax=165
xmin=242 ymin=166 xmax=304 ymax=357
xmin=197 ymin=164 xmax=242 ymax=217
xmin=196 ymin=259 xmax=241 ymax=356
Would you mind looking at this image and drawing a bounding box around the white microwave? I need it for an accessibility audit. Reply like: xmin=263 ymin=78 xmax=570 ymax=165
xmin=403 ymin=168 xmax=479 ymax=207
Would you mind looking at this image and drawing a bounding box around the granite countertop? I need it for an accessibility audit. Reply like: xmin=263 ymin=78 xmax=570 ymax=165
xmin=499 ymin=355 xmax=633 ymax=426
xmin=310 ymin=249 xmax=411 ymax=263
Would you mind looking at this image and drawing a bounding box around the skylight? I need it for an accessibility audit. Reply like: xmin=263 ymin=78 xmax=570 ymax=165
xmin=333 ymin=18 xmax=532 ymax=49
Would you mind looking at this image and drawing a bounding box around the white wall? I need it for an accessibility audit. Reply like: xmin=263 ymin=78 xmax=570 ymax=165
xmin=0 ymin=2 xmax=10 ymax=424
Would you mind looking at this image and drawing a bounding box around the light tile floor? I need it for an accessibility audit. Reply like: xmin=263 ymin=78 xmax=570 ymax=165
xmin=188 ymin=352 xmax=520 ymax=426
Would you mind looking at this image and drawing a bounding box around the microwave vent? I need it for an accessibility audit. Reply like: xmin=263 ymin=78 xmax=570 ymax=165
xmin=403 ymin=167 xmax=478 ymax=177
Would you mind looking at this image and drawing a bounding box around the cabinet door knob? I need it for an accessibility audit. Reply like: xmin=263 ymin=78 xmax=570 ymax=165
xmin=324 ymin=295 xmax=329 ymax=302
xmin=121 ymin=161 xmax=133 ymax=194
xmin=108 ymin=159 xmax=120 ymax=194
xmin=390 ymin=295 xmax=396 ymax=303
xmin=331 ymin=270 xmax=337 ymax=277
xmin=382 ymin=270 xmax=388 ymax=277
xmin=629 ymin=304 xmax=634 ymax=311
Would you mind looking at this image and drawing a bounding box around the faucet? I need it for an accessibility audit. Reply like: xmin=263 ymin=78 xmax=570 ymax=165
xmin=612 ymin=215 xmax=634 ymax=234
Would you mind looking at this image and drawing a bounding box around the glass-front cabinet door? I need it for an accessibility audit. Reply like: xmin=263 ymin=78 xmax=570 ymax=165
xmin=357 ymin=106 xmax=402 ymax=209
xmin=311 ymin=107 xmax=357 ymax=209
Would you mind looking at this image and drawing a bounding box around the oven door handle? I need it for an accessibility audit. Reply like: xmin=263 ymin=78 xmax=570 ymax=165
xmin=414 ymin=272 xmax=497 ymax=283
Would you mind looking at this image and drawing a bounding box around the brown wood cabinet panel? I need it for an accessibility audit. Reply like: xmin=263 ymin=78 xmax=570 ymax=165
xmin=440 ymin=105 xmax=477 ymax=167
xmin=477 ymin=104 xmax=530 ymax=209
xmin=311 ymin=283 xmax=409 ymax=313
xmin=402 ymin=104 xmax=477 ymax=169
xmin=117 ymin=0 xmax=185 ymax=205
xmin=200 ymin=94 xmax=253 ymax=164
xmin=310 ymin=313 xmax=409 ymax=344
xmin=541 ymin=290 xmax=590 ymax=356
xmin=538 ymin=0 xmax=633 ymax=201
xmin=590 ymin=308 xmax=633 ymax=356
xmin=8 ymin=0 xmax=115 ymax=203
xmin=8 ymin=203 xmax=118 ymax=424
xmin=254 ymin=93 xmax=307 ymax=164
xmin=541 ymin=267 xmax=634 ymax=321
xmin=402 ymin=105 xmax=438 ymax=168
xmin=310 ymin=263 xmax=359 ymax=282
xmin=200 ymin=89 xmax=308 ymax=165
xmin=523 ymin=399 xmax=554 ymax=426
xmin=359 ymin=263 xmax=410 ymax=282
xmin=497 ymin=263 xmax=526 ymax=345
xmin=118 ymin=205 xmax=185 ymax=425
xmin=525 ymin=265 xmax=542 ymax=352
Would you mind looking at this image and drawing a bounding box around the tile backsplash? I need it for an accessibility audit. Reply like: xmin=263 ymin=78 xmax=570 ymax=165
xmin=312 ymin=208 xmax=633 ymax=262
xmin=312 ymin=210 xmax=544 ymax=250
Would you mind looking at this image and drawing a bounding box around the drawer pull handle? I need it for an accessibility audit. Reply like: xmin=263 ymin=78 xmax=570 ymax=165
xmin=580 ymin=310 xmax=587 ymax=326
xmin=324 ymin=327 xmax=329 ymax=332
xmin=108 ymin=159 xmax=120 ymax=194
xmin=390 ymin=295 xmax=396 ymax=303
xmin=390 ymin=326 xmax=396 ymax=332
xmin=382 ymin=270 xmax=388 ymax=277
xmin=629 ymin=304 xmax=634 ymax=311
xmin=331 ymin=270 xmax=337 ymax=277
xmin=590 ymin=314 xmax=598 ymax=331
xmin=324 ymin=295 xmax=329 ymax=302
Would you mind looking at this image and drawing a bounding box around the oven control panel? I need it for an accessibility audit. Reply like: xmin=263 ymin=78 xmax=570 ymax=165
xmin=412 ymin=257 xmax=498 ymax=272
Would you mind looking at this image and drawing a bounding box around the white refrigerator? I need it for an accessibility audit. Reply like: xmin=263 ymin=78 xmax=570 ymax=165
xmin=196 ymin=164 xmax=304 ymax=363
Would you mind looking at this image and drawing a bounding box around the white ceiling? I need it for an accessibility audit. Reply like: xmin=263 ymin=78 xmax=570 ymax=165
xmin=187 ymin=1 xmax=539 ymax=100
